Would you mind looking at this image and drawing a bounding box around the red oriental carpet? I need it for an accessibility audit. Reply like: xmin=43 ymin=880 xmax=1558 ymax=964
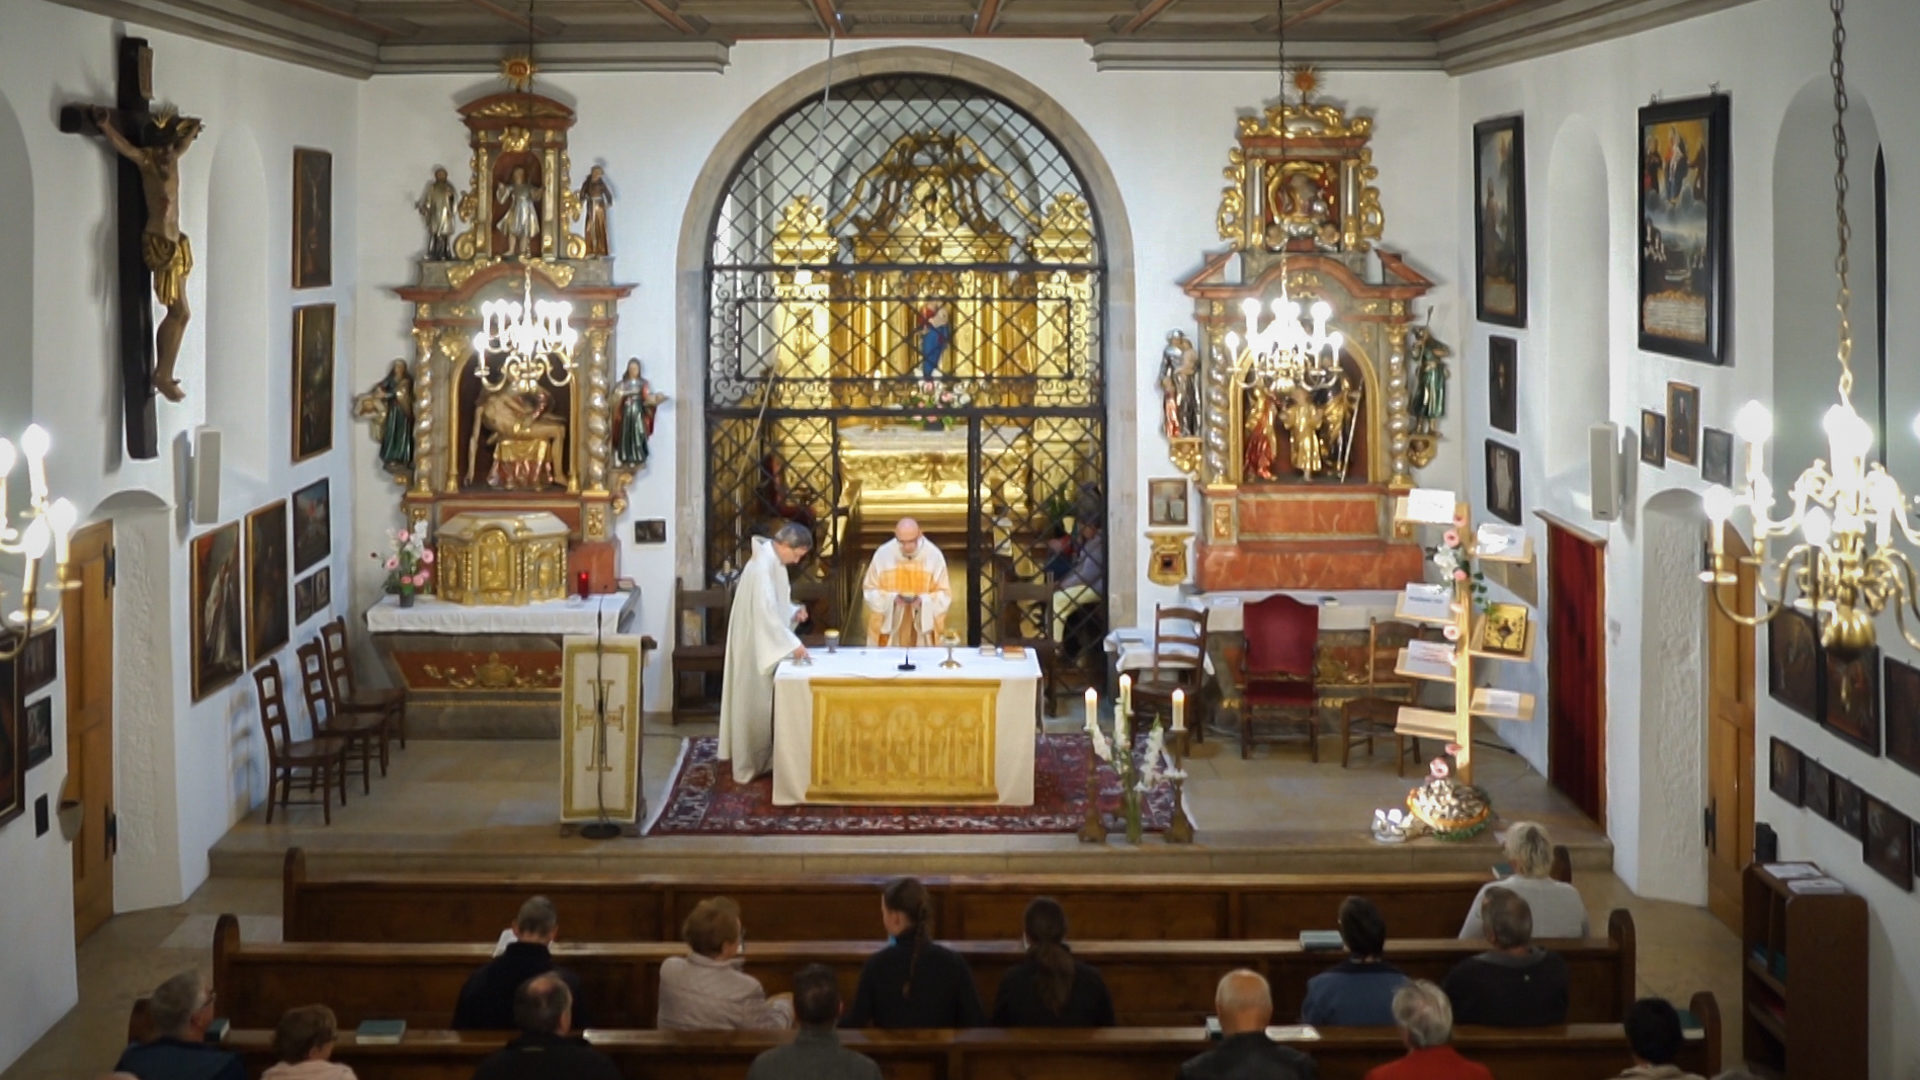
xmin=645 ymin=735 xmax=1178 ymax=836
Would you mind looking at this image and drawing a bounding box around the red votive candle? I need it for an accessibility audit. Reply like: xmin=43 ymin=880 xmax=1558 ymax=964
xmin=576 ymin=570 xmax=591 ymax=599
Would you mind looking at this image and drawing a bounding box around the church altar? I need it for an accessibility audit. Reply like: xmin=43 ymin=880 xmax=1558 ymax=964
xmin=367 ymin=591 xmax=640 ymax=738
xmin=772 ymin=646 xmax=1041 ymax=807
xmin=838 ymin=422 xmax=1031 ymax=521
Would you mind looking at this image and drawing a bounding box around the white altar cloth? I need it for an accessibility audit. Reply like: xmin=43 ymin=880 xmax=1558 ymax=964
xmin=366 ymin=591 xmax=639 ymax=635
xmin=772 ymin=646 xmax=1040 ymax=807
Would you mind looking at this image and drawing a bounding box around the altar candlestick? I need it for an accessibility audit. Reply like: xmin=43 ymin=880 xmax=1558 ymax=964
xmin=1084 ymin=688 xmax=1097 ymax=733
xmin=1118 ymin=673 xmax=1132 ymax=714
xmin=1172 ymin=688 xmax=1186 ymax=732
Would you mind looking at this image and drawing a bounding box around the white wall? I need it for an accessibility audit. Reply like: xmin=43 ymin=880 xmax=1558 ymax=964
xmin=0 ymin=5 xmax=360 ymax=1069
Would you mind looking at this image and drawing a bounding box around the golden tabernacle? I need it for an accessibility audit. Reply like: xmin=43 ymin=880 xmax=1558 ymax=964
xmin=435 ymin=511 xmax=570 ymax=605
xmin=806 ymin=679 xmax=1000 ymax=802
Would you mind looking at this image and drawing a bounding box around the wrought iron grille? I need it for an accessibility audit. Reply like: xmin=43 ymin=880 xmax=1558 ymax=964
xmin=704 ymin=74 xmax=1107 ymax=673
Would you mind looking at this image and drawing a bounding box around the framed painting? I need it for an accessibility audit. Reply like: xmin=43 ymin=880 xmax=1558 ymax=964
xmin=1638 ymin=94 xmax=1731 ymax=363
xmin=1666 ymin=382 xmax=1699 ymax=465
xmin=18 ymin=629 xmax=56 ymax=695
xmin=191 ymin=523 xmax=245 ymax=701
xmin=293 ymin=147 xmax=332 ymax=288
xmin=1833 ymin=775 xmax=1865 ymax=840
xmin=1473 ymin=116 xmax=1526 ymax=327
xmin=1888 ymin=656 xmax=1920 ymax=777
xmin=1766 ymin=606 xmax=1818 ymax=719
xmin=0 ymin=658 xmax=18 ymax=831
xmin=292 ymin=478 xmax=331 ymax=574
xmin=1485 ymin=440 xmax=1522 ymax=525
xmin=1640 ymin=410 xmax=1666 ymax=467
xmin=1767 ymin=737 xmax=1802 ymax=806
xmin=246 ymin=502 xmax=290 ymax=665
xmin=293 ymin=305 xmax=335 ymax=462
xmin=1802 ymin=756 xmax=1833 ymax=819
xmin=294 ymin=568 xmax=331 ymax=626
xmin=1488 ymin=336 xmax=1518 ymax=434
xmin=1821 ymin=645 xmax=1880 ymax=755
xmin=1701 ymin=427 xmax=1734 ymax=487
xmin=24 ymin=698 xmax=52 ymax=771
xmin=1147 ymin=478 xmax=1190 ymax=527
xmin=1863 ymin=794 xmax=1913 ymax=890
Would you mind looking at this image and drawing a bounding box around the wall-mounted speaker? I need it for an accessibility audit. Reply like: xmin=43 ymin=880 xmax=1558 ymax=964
xmin=191 ymin=426 xmax=222 ymax=526
xmin=1589 ymin=421 xmax=1621 ymax=522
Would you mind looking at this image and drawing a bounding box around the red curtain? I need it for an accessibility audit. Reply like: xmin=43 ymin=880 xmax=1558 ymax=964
xmin=1547 ymin=525 xmax=1606 ymax=821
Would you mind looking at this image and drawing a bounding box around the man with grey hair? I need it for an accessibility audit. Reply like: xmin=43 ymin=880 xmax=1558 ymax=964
xmin=1361 ymin=980 xmax=1491 ymax=1080
xmin=1441 ymin=887 xmax=1569 ymax=1027
xmin=719 ymin=521 xmax=814 ymax=782
xmin=454 ymin=896 xmax=587 ymax=1031
xmin=112 ymin=970 xmax=244 ymax=1080
xmin=471 ymin=973 xmax=620 ymax=1080
xmin=1176 ymin=969 xmax=1317 ymax=1079
xmin=1459 ymin=822 xmax=1589 ymax=940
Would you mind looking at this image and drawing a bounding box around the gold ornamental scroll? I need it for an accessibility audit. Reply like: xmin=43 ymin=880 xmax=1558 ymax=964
xmin=807 ymin=678 xmax=999 ymax=803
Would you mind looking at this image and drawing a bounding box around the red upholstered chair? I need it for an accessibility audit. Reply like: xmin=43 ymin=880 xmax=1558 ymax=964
xmin=1240 ymin=595 xmax=1321 ymax=761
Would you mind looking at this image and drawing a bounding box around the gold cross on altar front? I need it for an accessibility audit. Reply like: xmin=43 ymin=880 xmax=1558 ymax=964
xmin=573 ymin=680 xmax=626 ymax=772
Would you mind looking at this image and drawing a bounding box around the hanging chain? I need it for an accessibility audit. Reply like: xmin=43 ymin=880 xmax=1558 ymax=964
xmin=1831 ymin=0 xmax=1854 ymax=400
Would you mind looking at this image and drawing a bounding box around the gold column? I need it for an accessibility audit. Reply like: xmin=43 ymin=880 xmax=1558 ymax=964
xmin=410 ymin=320 xmax=437 ymax=495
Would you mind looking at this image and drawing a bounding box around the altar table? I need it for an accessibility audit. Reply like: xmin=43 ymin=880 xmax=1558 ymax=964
xmin=772 ymin=646 xmax=1040 ymax=807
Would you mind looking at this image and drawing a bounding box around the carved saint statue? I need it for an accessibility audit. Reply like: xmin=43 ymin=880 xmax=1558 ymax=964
xmin=1267 ymin=167 xmax=1333 ymax=249
xmin=917 ymin=301 xmax=951 ymax=377
xmin=614 ymin=358 xmax=667 ymax=468
xmin=579 ymin=165 xmax=613 ymax=258
xmin=90 ymin=106 xmax=203 ymax=403
xmin=1159 ymin=331 xmax=1200 ymax=439
xmin=1317 ymin=374 xmax=1358 ymax=479
xmin=495 ymin=166 xmax=540 ymax=258
xmin=355 ymin=358 xmax=416 ymax=479
xmin=1407 ymin=321 xmax=1451 ymax=436
xmin=1282 ymin=386 xmax=1326 ymax=477
xmin=416 ymin=167 xmax=459 ymax=261
xmin=1243 ymin=385 xmax=1281 ymax=482
xmin=468 ymin=384 xmax=570 ymax=490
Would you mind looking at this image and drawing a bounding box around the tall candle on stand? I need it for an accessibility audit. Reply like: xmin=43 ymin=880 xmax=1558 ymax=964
xmin=1172 ymin=688 xmax=1186 ymax=732
xmin=1118 ymin=673 xmax=1132 ymax=715
xmin=1084 ymin=688 xmax=1098 ymax=734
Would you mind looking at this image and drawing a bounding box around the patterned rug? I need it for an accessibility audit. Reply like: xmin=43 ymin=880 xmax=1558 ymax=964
xmin=646 ymin=734 xmax=1178 ymax=836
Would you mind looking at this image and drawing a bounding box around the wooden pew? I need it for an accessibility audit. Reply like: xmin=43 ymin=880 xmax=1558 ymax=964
xmin=282 ymin=848 xmax=1500 ymax=943
xmin=210 ymin=992 xmax=1719 ymax=1080
xmin=214 ymin=909 xmax=1636 ymax=1030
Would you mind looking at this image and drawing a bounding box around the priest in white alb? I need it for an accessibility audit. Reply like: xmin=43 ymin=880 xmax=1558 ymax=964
xmin=862 ymin=517 xmax=953 ymax=646
xmin=717 ymin=521 xmax=812 ymax=783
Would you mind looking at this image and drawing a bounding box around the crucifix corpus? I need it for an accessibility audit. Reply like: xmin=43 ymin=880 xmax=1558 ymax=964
xmin=59 ymin=38 xmax=201 ymax=458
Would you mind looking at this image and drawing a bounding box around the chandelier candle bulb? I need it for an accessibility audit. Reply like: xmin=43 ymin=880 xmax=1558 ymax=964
xmin=47 ymin=498 xmax=76 ymax=565
xmin=20 ymin=423 xmax=49 ymax=503
xmin=0 ymin=438 xmax=12 ymax=530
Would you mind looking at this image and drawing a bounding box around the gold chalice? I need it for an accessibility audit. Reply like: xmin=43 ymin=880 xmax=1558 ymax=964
xmin=939 ymin=631 xmax=963 ymax=669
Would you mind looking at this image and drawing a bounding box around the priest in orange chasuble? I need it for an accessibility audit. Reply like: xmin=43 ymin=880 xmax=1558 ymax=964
xmin=862 ymin=518 xmax=953 ymax=646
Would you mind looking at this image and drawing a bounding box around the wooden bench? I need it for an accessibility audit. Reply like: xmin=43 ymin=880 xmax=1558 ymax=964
xmin=670 ymin=579 xmax=730 ymax=722
xmin=207 ymin=994 xmax=1719 ymax=1080
xmin=214 ymin=909 xmax=1636 ymax=1030
xmin=283 ymin=849 xmax=1502 ymax=944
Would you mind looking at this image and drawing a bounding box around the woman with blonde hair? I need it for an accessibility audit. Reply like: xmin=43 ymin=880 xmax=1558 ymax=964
xmin=1459 ymin=821 xmax=1589 ymax=940
xmin=657 ymin=896 xmax=795 ymax=1029
xmin=262 ymin=1005 xmax=355 ymax=1080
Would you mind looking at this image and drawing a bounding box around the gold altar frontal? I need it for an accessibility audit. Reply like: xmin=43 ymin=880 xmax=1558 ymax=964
xmin=806 ymin=678 xmax=999 ymax=803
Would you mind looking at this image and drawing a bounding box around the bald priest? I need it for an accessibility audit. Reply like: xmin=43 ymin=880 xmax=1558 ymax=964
xmin=862 ymin=518 xmax=953 ymax=647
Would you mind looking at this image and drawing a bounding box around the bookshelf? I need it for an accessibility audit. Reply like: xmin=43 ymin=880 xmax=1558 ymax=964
xmin=1388 ymin=494 xmax=1534 ymax=783
xmin=1740 ymin=862 xmax=1867 ymax=1079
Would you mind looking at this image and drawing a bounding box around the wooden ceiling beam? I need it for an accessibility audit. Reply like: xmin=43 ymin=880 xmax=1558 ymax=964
xmin=972 ymin=0 xmax=1002 ymax=35
xmin=459 ymin=0 xmax=549 ymax=36
xmin=1118 ymin=0 xmax=1184 ymax=35
xmin=627 ymin=0 xmax=700 ymax=34
xmin=1423 ymin=0 xmax=1533 ymax=35
xmin=1282 ymin=0 xmax=1353 ymax=30
xmin=277 ymin=0 xmax=395 ymax=37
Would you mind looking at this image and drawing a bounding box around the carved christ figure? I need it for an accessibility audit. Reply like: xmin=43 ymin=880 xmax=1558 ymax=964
xmin=91 ymin=106 xmax=202 ymax=402
xmin=496 ymin=167 xmax=540 ymax=258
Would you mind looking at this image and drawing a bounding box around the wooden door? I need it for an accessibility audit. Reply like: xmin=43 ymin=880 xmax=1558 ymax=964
xmin=1706 ymin=526 xmax=1755 ymax=931
xmin=1546 ymin=521 xmax=1607 ymax=823
xmin=64 ymin=521 xmax=114 ymax=943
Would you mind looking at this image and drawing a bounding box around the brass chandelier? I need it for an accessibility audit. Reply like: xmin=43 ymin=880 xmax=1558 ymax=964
xmin=0 ymin=423 xmax=78 ymax=655
xmin=1701 ymin=0 xmax=1898 ymax=659
xmin=471 ymin=269 xmax=579 ymax=393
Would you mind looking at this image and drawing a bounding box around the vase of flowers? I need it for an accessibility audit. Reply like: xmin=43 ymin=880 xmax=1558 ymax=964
xmin=1086 ymin=695 xmax=1186 ymax=845
xmin=901 ymin=378 xmax=971 ymax=430
xmin=1428 ymin=513 xmax=1489 ymax=612
xmin=375 ymin=526 xmax=434 ymax=608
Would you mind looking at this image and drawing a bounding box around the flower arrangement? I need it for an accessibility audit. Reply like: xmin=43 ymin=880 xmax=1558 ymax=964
xmin=1428 ymin=513 xmax=1490 ymax=613
xmin=1405 ymin=742 xmax=1493 ymax=841
xmin=900 ymin=378 xmax=972 ymax=429
xmin=1087 ymin=684 xmax=1187 ymax=844
xmin=375 ymin=526 xmax=435 ymax=606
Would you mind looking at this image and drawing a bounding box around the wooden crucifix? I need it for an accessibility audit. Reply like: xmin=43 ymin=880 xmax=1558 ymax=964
xmin=58 ymin=38 xmax=202 ymax=459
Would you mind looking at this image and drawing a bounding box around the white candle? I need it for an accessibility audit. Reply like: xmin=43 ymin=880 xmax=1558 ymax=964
xmin=1084 ymin=688 xmax=1098 ymax=733
xmin=1118 ymin=673 xmax=1132 ymax=714
xmin=1172 ymin=688 xmax=1186 ymax=732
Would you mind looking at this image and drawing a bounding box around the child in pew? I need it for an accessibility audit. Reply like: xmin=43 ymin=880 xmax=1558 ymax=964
xmin=261 ymin=1005 xmax=356 ymax=1080
xmin=1300 ymin=896 xmax=1408 ymax=1027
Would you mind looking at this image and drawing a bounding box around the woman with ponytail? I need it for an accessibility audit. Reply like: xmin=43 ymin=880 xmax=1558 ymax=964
xmin=991 ymin=897 xmax=1116 ymax=1027
xmin=843 ymin=878 xmax=985 ymax=1029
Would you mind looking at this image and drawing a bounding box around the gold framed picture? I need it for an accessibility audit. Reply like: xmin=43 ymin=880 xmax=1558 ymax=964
xmin=293 ymin=147 xmax=332 ymax=288
xmin=293 ymin=304 xmax=335 ymax=462
xmin=1480 ymin=602 xmax=1531 ymax=656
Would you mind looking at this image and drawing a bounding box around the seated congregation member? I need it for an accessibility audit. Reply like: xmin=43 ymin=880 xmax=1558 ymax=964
xmin=1459 ymin=821 xmax=1588 ymax=940
xmin=843 ymin=877 xmax=985 ymax=1028
xmin=1177 ymin=970 xmax=1317 ymax=1080
xmin=658 ymin=896 xmax=795 ymax=1030
xmin=1609 ymin=998 xmax=1706 ymax=1080
xmin=1363 ymin=980 xmax=1492 ymax=1080
xmin=114 ymin=970 xmax=245 ymax=1080
xmin=1440 ymin=887 xmax=1569 ymax=1027
xmin=1300 ymin=896 xmax=1406 ymax=1026
xmin=453 ymin=897 xmax=587 ymax=1031
xmin=991 ymin=897 xmax=1116 ymax=1027
xmin=471 ymin=974 xmax=619 ymax=1080
xmin=262 ymin=1005 xmax=355 ymax=1080
xmin=747 ymin=964 xmax=882 ymax=1080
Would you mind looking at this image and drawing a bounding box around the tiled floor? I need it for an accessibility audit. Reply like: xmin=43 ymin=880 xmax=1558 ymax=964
xmin=2 ymin=722 xmax=1745 ymax=1080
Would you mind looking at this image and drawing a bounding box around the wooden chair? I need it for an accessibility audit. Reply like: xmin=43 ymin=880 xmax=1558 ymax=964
xmin=320 ymin=616 xmax=408 ymax=750
xmin=1129 ymin=604 xmax=1210 ymax=744
xmin=252 ymin=661 xmax=348 ymax=824
xmin=297 ymin=640 xmax=388 ymax=795
xmin=790 ymin=580 xmax=842 ymax=646
xmin=1338 ymin=618 xmax=1430 ymax=775
xmin=671 ymin=579 xmax=732 ymax=723
xmin=998 ymin=580 xmax=1063 ymax=720
xmin=1240 ymin=595 xmax=1320 ymax=761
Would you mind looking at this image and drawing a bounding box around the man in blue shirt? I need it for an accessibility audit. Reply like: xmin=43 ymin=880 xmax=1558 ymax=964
xmin=1301 ymin=896 xmax=1407 ymax=1026
xmin=114 ymin=971 xmax=243 ymax=1080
